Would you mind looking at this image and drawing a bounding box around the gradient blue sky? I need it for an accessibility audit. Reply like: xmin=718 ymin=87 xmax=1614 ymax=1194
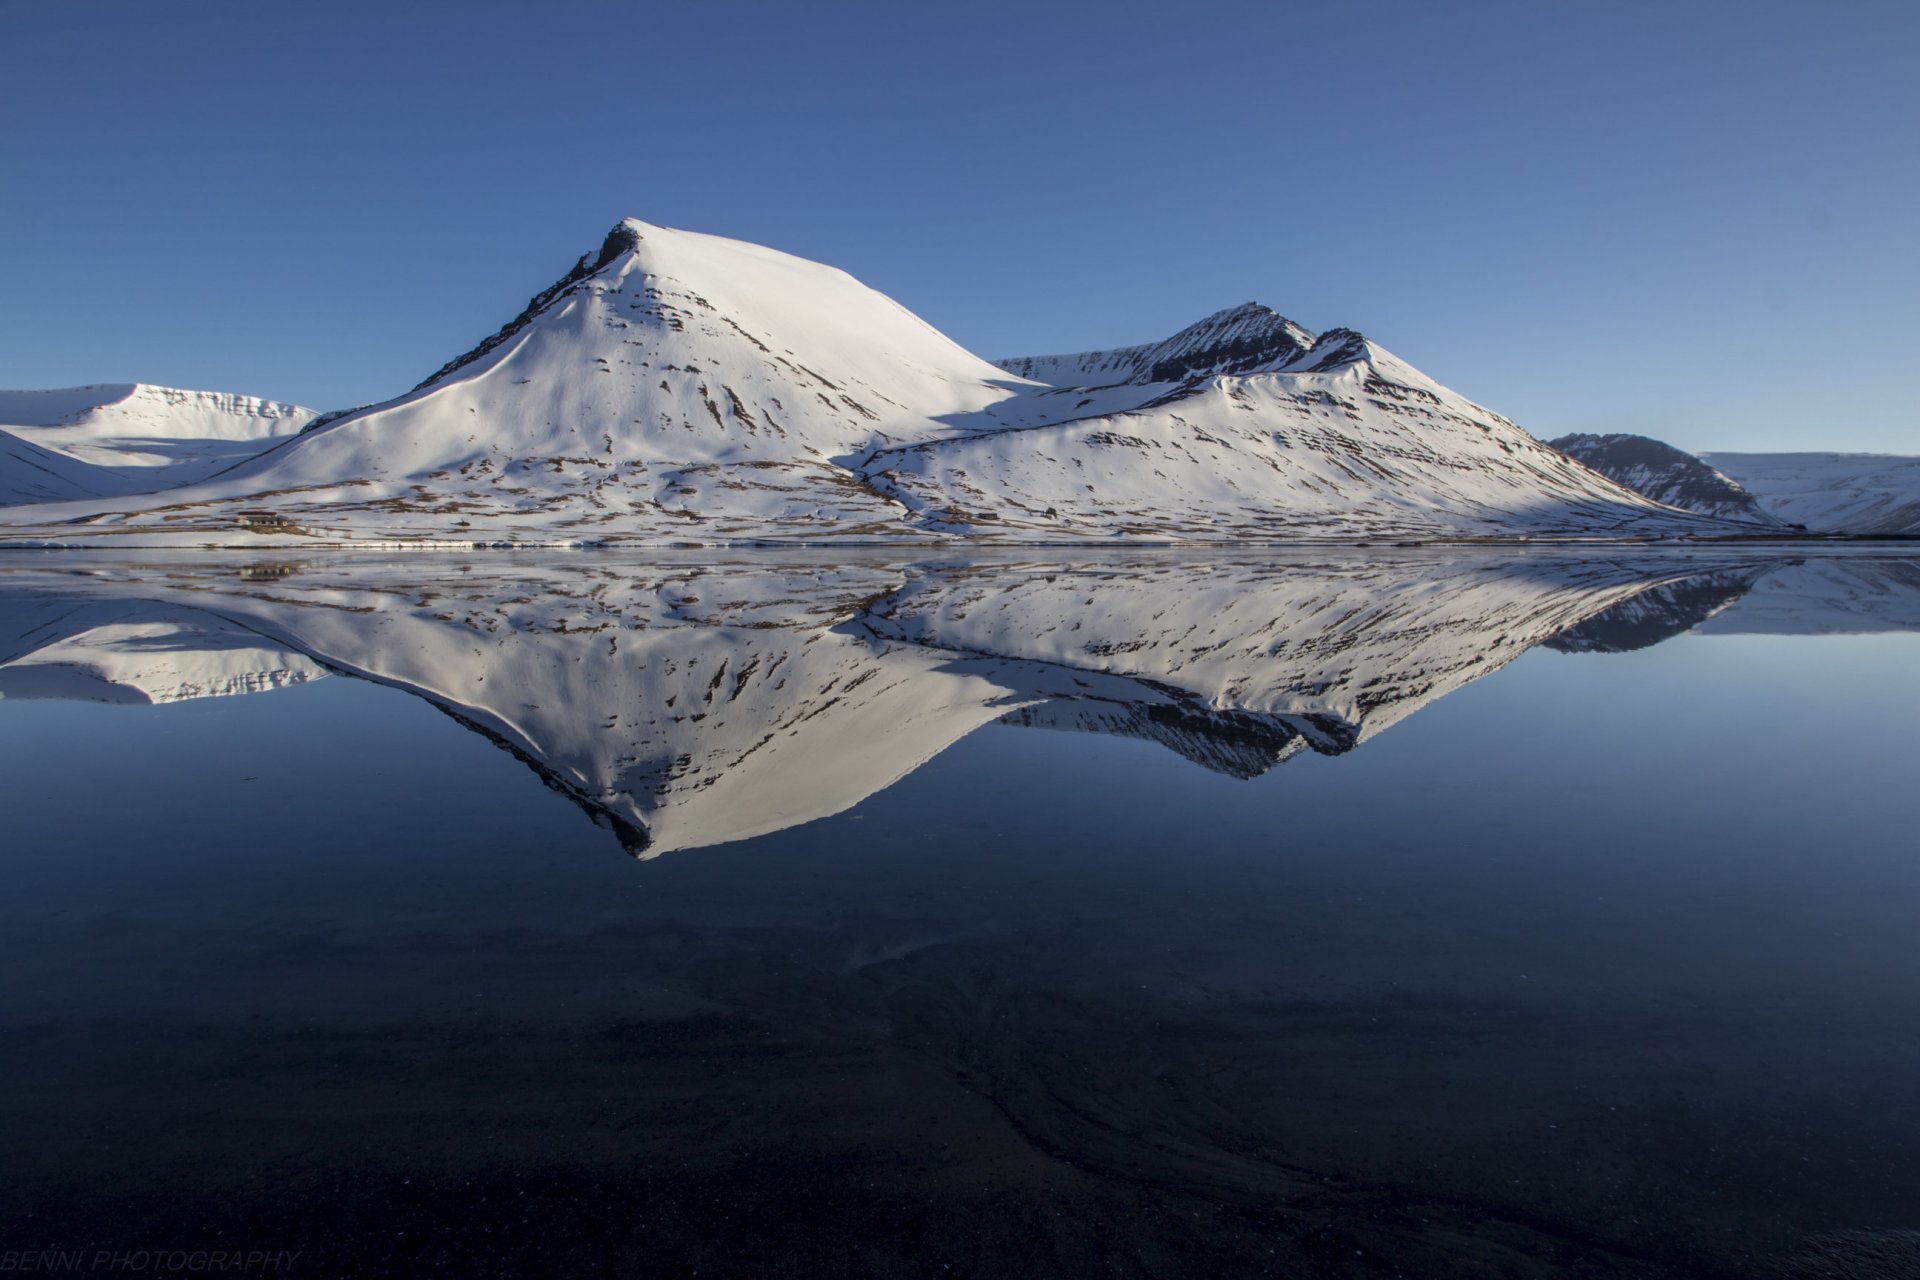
xmin=2 ymin=0 xmax=1914 ymax=451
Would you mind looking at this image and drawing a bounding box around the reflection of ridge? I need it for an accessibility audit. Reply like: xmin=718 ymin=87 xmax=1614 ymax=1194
xmin=4 ymin=553 xmax=1878 ymax=857
xmin=1543 ymin=568 xmax=1766 ymax=653
xmin=998 ymin=701 xmax=1354 ymax=779
xmin=0 ymin=598 xmax=326 ymax=704
xmin=419 ymin=699 xmax=654 ymax=856
xmin=861 ymin=558 xmax=1695 ymax=755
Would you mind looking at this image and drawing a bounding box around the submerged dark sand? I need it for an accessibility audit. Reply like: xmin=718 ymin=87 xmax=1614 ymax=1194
xmin=7 ymin=806 xmax=1918 ymax=1279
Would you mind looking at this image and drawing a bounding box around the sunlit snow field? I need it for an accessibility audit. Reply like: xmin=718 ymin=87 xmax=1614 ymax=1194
xmin=2 ymin=550 xmax=1917 ymax=1278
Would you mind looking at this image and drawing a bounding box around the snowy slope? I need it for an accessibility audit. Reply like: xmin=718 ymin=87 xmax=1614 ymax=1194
xmin=992 ymin=343 xmax=1156 ymax=388
xmin=0 ymin=427 xmax=140 ymax=504
xmin=1549 ymin=434 xmax=1780 ymax=525
xmin=1699 ymin=453 xmax=1920 ymax=535
xmin=0 ymin=384 xmax=313 ymax=492
xmin=872 ymin=336 xmax=1719 ymax=539
xmin=0 ymin=222 xmax=1060 ymax=542
xmin=0 ymin=221 xmax=1732 ymax=544
xmin=995 ymin=304 xmax=1316 ymax=387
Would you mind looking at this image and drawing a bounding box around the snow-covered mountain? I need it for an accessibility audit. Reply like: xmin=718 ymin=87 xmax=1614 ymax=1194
xmin=0 ymin=220 xmax=1732 ymax=546
xmin=868 ymin=333 xmax=1706 ymax=540
xmin=0 ymin=426 xmax=124 ymax=505
xmin=994 ymin=303 xmax=1318 ymax=387
xmin=1699 ymin=453 xmax=1920 ymax=535
xmin=0 ymin=551 xmax=1779 ymax=853
xmin=1548 ymin=433 xmax=1780 ymax=525
xmin=0 ymin=384 xmax=314 ymax=504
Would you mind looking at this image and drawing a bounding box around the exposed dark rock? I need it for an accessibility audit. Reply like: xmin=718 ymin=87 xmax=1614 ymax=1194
xmin=411 ymin=223 xmax=646 ymax=394
xmin=1549 ymin=433 xmax=1780 ymax=525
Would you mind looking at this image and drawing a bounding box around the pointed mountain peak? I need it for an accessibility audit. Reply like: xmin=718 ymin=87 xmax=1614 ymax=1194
xmin=410 ymin=220 xmax=650 ymax=392
xmin=1288 ymin=327 xmax=1374 ymax=372
xmin=1137 ymin=303 xmax=1317 ymax=383
xmin=596 ymin=218 xmax=650 ymax=264
xmin=994 ymin=303 xmax=1319 ymax=387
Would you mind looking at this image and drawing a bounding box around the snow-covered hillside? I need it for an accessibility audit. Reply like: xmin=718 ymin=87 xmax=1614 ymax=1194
xmin=0 ymin=384 xmax=313 ymax=504
xmin=994 ymin=303 xmax=1317 ymax=387
xmin=871 ymin=337 xmax=1709 ymax=540
xmin=0 ymin=427 xmax=132 ymax=505
xmin=1700 ymin=453 xmax=1920 ymax=535
xmin=0 ymin=220 xmax=1733 ymax=546
xmin=1548 ymin=434 xmax=1779 ymax=525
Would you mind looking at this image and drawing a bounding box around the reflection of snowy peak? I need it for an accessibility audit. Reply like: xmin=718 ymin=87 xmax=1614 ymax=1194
xmin=1543 ymin=568 xmax=1764 ymax=652
xmin=0 ymin=600 xmax=326 ymax=703
xmin=0 ymin=384 xmax=314 ymax=502
xmin=997 ymin=700 xmax=1324 ymax=779
xmin=1 ymin=222 xmax=1729 ymax=544
xmin=1549 ymin=434 xmax=1779 ymax=525
xmin=865 ymin=557 xmax=1675 ymax=750
xmin=0 ymin=552 xmax=1786 ymax=854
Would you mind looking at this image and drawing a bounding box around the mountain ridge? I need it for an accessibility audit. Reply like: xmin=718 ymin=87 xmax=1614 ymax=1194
xmin=1549 ymin=433 xmax=1781 ymax=525
xmin=0 ymin=383 xmax=315 ymax=504
xmin=0 ymin=219 xmax=1735 ymax=545
xmin=1701 ymin=451 xmax=1920 ymax=535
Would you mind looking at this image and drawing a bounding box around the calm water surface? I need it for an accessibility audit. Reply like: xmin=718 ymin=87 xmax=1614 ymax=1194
xmin=1 ymin=550 xmax=1917 ymax=1278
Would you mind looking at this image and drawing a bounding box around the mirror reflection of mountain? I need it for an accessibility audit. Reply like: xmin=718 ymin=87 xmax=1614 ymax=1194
xmin=1541 ymin=568 xmax=1769 ymax=653
xmin=1693 ymin=556 xmax=1920 ymax=634
xmin=1542 ymin=556 xmax=1920 ymax=652
xmin=4 ymin=553 xmax=1913 ymax=853
xmin=0 ymin=595 xmax=327 ymax=704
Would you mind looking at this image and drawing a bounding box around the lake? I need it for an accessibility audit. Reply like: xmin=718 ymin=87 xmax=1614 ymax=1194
xmin=2 ymin=549 xmax=1917 ymax=1278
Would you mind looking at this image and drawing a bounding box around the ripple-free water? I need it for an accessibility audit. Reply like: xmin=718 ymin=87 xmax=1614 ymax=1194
xmin=2 ymin=551 xmax=1917 ymax=1277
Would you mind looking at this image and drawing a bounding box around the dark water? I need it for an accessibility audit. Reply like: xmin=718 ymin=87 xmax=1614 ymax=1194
xmin=2 ymin=550 xmax=1918 ymax=1278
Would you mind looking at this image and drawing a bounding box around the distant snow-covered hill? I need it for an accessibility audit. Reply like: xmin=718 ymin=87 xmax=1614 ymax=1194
xmin=0 ymin=426 xmax=126 ymax=505
xmin=0 ymin=221 xmax=1731 ymax=544
xmin=1700 ymin=452 xmax=1920 ymax=535
xmin=0 ymin=384 xmax=314 ymax=505
xmin=1548 ymin=433 xmax=1780 ymax=526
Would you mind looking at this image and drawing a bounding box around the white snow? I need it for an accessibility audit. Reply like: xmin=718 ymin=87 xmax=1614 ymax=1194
xmin=0 ymin=427 xmax=134 ymax=505
xmin=997 ymin=303 xmax=1317 ymax=387
xmin=0 ymin=222 xmax=1732 ymax=544
xmin=0 ymin=383 xmax=314 ymax=504
xmin=1699 ymin=452 xmax=1920 ymax=535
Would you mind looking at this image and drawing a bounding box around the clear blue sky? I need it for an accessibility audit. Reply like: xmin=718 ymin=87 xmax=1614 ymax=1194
xmin=2 ymin=0 xmax=1914 ymax=451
